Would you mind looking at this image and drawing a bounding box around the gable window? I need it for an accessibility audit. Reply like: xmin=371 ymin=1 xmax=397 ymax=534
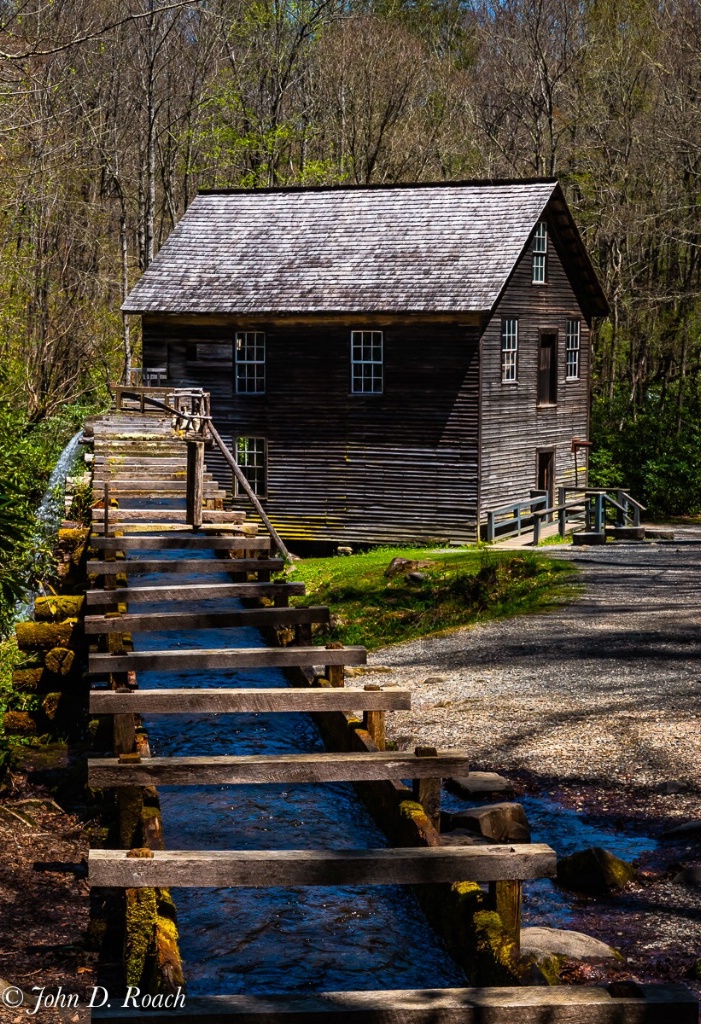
xmin=351 ymin=330 xmax=383 ymax=394
xmin=566 ymin=319 xmax=581 ymax=379
xmin=235 ymin=331 xmax=265 ymax=393
xmin=501 ymin=319 xmax=518 ymax=382
xmin=235 ymin=437 xmax=267 ymax=496
xmin=532 ymin=222 xmax=547 ymax=284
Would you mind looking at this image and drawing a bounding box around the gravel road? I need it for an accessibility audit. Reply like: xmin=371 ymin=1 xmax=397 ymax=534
xmin=365 ymin=540 xmax=701 ymax=801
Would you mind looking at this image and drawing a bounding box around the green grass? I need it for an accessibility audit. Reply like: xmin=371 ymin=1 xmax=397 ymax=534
xmin=287 ymin=545 xmax=578 ymax=650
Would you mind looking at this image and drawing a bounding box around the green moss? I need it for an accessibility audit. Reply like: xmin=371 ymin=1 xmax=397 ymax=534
xmin=125 ymin=888 xmax=158 ymax=987
xmin=288 ymin=547 xmax=577 ymax=650
xmin=472 ymin=909 xmax=520 ymax=984
xmin=34 ymin=595 xmax=84 ymax=621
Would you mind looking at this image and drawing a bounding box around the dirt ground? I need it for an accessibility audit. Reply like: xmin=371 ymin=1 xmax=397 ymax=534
xmin=0 ymin=747 xmax=94 ymax=1023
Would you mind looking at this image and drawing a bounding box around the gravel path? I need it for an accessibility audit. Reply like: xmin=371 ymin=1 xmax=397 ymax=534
xmin=360 ymin=537 xmax=701 ymax=1001
xmin=364 ymin=540 xmax=701 ymax=799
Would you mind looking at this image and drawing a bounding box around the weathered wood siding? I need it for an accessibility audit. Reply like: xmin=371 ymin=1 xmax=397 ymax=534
xmin=478 ymin=212 xmax=591 ymax=519
xmin=142 ymin=316 xmax=481 ymax=544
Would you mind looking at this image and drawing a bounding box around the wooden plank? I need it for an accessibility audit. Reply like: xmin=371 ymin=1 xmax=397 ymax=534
xmin=91 ymin=524 xmax=250 ymax=535
xmin=90 ymin=985 xmax=700 ymax=1024
xmin=93 ymin=536 xmax=268 ymax=550
xmin=85 ymin=582 xmax=305 ymax=607
xmin=88 ymin=645 xmax=366 ymax=674
xmin=187 ymin=438 xmax=205 ymax=528
xmin=88 ymin=749 xmax=463 ymax=786
xmin=88 ymin=845 xmax=556 ymax=887
xmin=87 ymin=558 xmax=283 ymax=576
xmin=84 ymin=606 xmax=330 ymax=634
xmin=89 ymin=687 xmax=411 ymax=715
xmin=91 ymin=509 xmax=245 ymax=522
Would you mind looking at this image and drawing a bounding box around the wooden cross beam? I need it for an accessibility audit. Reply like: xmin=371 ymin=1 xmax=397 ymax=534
xmin=89 ymin=687 xmax=410 ymax=715
xmin=88 ymin=645 xmax=366 ymax=675
xmin=89 ymin=845 xmax=556 ymax=887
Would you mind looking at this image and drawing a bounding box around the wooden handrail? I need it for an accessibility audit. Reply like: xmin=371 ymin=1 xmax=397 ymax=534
xmin=207 ymin=422 xmax=291 ymax=562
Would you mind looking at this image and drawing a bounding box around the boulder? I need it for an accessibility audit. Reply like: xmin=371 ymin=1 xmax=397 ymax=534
xmin=422 ymin=676 xmax=448 ymax=684
xmin=405 ymin=571 xmax=428 ymax=584
xmin=556 ymin=847 xmax=636 ymax=895
xmin=385 ymin=557 xmax=417 ymax=577
xmin=673 ymin=867 xmax=701 ymax=888
xmin=448 ymin=772 xmax=515 ymax=800
xmin=662 ymin=819 xmax=701 ymax=839
xmin=442 ymin=802 xmax=531 ymax=843
xmin=521 ymin=926 xmax=619 ymax=960
xmin=2 ymin=711 xmax=37 ymax=736
xmin=336 ymin=546 xmax=353 ymax=556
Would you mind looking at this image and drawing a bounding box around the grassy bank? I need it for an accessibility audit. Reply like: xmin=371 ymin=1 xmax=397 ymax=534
xmin=288 ymin=546 xmax=577 ymax=650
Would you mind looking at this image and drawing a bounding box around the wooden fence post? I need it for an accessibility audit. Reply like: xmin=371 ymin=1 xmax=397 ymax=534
xmin=413 ymin=745 xmax=441 ymax=830
xmin=186 ymin=439 xmax=205 ymax=529
xmin=363 ymin=684 xmax=386 ymax=750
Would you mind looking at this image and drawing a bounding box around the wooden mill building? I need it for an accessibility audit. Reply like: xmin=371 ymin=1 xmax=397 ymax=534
xmin=123 ymin=179 xmax=608 ymax=545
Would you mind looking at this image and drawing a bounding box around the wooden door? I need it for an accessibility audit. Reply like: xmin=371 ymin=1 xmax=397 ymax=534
xmin=537 ymin=450 xmax=555 ymax=508
xmin=537 ymin=333 xmax=558 ymax=406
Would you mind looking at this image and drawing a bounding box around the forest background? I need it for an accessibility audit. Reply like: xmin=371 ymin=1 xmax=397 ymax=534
xmin=1 ymin=0 xmax=701 ymax=625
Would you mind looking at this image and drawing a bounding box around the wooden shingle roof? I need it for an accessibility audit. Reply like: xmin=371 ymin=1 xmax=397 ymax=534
xmin=123 ymin=180 xmax=608 ymax=318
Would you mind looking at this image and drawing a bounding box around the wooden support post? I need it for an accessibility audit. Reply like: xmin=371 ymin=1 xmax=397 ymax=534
xmin=362 ymin=684 xmax=386 ymax=750
xmin=295 ymin=622 xmax=313 ymax=646
xmin=490 ymin=879 xmax=522 ymax=957
xmin=412 ymin=745 xmax=441 ymax=830
xmin=104 ymin=483 xmax=111 ymax=538
xmin=186 ymin=439 xmax=205 ymax=529
xmin=532 ymin=514 xmax=541 ymax=546
xmin=325 ymin=643 xmax=345 ymax=687
xmin=486 ymin=511 xmax=495 ymax=543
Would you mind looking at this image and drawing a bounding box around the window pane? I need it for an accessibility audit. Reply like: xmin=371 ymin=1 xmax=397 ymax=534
xmin=532 ymin=253 xmax=546 ymax=283
xmin=236 ymin=436 xmax=266 ymax=495
xmin=501 ymin=320 xmax=518 ymax=381
xmin=534 ymin=222 xmax=547 ymax=253
xmin=351 ymin=330 xmax=383 ymax=394
xmin=566 ymin=320 xmax=580 ymax=378
xmin=235 ymin=332 xmax=266 ymax=394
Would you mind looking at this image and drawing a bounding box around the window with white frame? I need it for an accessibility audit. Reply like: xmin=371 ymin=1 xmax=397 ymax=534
xmin=351 ymin=330 xmax=383 ymax=394
xmin=532 ymin=222 xmax=547 ymax=284
xmin=566 ymin=319 xmax=581 ymax=379
xmin=235 ymin=331 xmax=265 ymax=393
xmin=235 ymin=437 xmax=267 ymax=496
xmin=501 ymin=319 xmax=519 ymax=382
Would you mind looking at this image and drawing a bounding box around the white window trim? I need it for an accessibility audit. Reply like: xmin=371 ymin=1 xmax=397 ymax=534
xmin=235 ymin=331 xmax=266 ymax=394
xmin=532 ymin=222 xmax=547 ymax=285
xmin=350 ymin=330 xmax=383 ymax=395
xmin=235 ymin=436 xmax=267 ymax=497
xmin=501 ymin=319 xmax=519 ymax=383
xmin=565 ymin=319 xmax=581 ymax=380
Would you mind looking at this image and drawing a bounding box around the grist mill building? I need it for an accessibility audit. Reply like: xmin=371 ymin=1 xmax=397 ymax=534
xmin=123 ymin=179 xmax=608 ymax=545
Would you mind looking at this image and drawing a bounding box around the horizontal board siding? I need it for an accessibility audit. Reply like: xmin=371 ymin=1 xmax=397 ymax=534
xmin=479 ymin=209 xmax=591 ymax=518
xmin=143 ymin=318 xmax=480 ymax=543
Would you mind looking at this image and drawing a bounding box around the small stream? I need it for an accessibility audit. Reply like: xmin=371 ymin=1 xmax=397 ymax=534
xmin=125 ymin=517 xmax=658 ymax=992
xmin=129 ymin=541 xmax=467 ymax=994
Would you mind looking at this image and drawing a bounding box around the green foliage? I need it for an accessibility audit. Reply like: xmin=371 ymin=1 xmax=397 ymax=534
xmin=288 ymin=546 xmax=576 ymax=649
xmin=590 ymin=380 xmax=701 ymax=519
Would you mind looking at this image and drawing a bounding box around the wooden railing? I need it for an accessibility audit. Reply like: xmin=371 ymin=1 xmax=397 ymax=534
xmin=485 ymin=493 xmax=548 ymax=542
xmin=112 ymin=383 xmax=291 ymax=561
xmin=487 ymin=488 xmax=646 ymax=546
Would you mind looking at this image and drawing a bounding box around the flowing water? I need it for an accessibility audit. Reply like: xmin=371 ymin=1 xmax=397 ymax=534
xmin=124 ymin=512 xmax=658 ymax=991
xmin=14 ymin=430 xmax=83 ymax=621
xmin=442 ymin=789 xmax=657 ymax=927
xmin=128 ymin=539 xmax=467 ymax=994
